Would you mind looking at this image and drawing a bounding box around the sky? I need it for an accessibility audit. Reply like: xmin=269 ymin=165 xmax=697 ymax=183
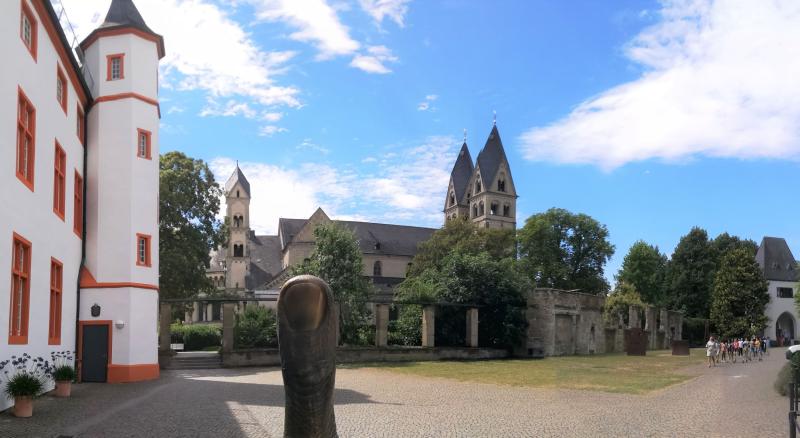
xmin=55 ymin=0 xmax=800 ymax=283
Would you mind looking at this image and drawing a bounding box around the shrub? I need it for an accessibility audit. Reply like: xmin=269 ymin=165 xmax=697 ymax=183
xmin=49 ymin=351 xmax=76 ymax=382
xmin=171 ymin=323 xmax=222 ymax=351
xmin=775 ymin=363 xmax=793 ymax=396
xmin=388 ymin=305 xmax=422 ymax=346
xmin=234 ymin=306 xmax=278 ymax=349
xmin=1 ymin=354 xmax=48 ymax=399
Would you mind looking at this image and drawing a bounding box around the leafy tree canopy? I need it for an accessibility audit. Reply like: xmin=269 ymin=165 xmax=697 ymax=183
xmin=664 ymin=227 xmax=715 ymax=317
xmin=710 ymin=247 xmax=769 ymax=338
xmin=616 ymin=240 xmax=667 ymax=306
xmin=603 ymin=282 xmax=644 ymax=327
xmin=517 ymin=208 xmax=615 ymax=294
xmin=291 ymin=223 xmax=373 ymax=345
xmin=159 ymin=152 xmax=227 ymax=300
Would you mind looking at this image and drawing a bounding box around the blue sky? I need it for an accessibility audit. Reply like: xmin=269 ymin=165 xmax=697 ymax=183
xmin=59 ymin=0 xmax=800 ymax=283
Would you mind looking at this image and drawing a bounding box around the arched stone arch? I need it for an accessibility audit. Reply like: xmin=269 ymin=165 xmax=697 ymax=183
xmin=777 ymin=312 xmax=796 ymax=343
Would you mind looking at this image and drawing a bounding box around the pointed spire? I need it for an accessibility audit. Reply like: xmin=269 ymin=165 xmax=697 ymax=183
xmin=448 ymin=140 xmax=474 ymax=205
xmin=493 ymin=110 xmax=497 ymax=127
xmin=81 ymin=0 xmax=165 ymax=59
xmin=225 ymin=162 xmax=251 ymax=197
xmin=476 ymin=123 xmax=508 ymax=181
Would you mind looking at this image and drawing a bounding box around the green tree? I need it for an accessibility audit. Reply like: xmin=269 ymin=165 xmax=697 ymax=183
xmin=664 ymin=227 xmax=715 ymax=317
xmin=159 ymin=152 xmax=227 ymax=300
xmin=603 ymin=282 xmax=644 ymax=327
xmin=710 ymin=247 xmax=769 ymax=338
xmin=234 ymin=306 xmax=277 ymax=349
xmin=408 ymin=217 xmax=515 ymax=277
xmin=291 ymin=223 xmax=373 ymax=345
xmin=616 ymin=240 xmax=667 ymax=305
xmin=517 ymin=208 xmax=615 ymax=294
xmin=711 ymin=233 xmax=758 ymax=268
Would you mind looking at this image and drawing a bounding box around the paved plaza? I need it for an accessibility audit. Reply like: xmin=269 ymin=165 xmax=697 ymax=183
xmin=0 ymin=351 xmax=788 ymax=437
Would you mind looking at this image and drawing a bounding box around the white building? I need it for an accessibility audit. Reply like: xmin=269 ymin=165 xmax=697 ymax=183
xmin=0 ymin=0 xmax=162 ymax=410
xmin=756 ymin=237 xmax=800 ymax=345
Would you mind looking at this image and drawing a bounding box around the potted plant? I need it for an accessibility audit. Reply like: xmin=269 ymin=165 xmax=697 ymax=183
xmin=1 ymin=354 xmax=48 ymax=418
xmin=49 ymin=351 xmax=76 ymax=397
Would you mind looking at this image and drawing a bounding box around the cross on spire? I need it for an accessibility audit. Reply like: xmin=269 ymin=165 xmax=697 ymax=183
xmin=463 ymin=128 xmax=467 ymax=143
xmin=493 ymin=110 xmax=497 ymax=126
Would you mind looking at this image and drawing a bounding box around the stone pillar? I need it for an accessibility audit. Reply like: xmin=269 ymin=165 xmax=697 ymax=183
xmin=644 ymin=306 xmax=656 ymax=349
xmin=159 ymin=303 xmax=171 ymax=352
xmin=675 ymin=313 xmax=684 ymax=340
xmin=192 ymin=302 xmax=200 ymax=323
xmin=660 ymin=309 xmax=670 ymax=348
xmin=628 ymin=306 xmax=640 ymax=329
xmin=466 ymin=308 xmax=479 ymax=348
xmin=375 ymin=304 xmax=389 ymax=347
xmin=422 ymin=306 xmax=436 ymax=347
xmin=222 ymin=303 xmax=235 ymax=353
xmin=206 ymin=303 xmax=213 ymax=321
xmin=571 ymin=314 xmax=578 ymax=355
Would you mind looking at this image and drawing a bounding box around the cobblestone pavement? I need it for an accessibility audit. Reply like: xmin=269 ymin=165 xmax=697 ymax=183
xmin=0 ymin=351 xmax=788 ymax=437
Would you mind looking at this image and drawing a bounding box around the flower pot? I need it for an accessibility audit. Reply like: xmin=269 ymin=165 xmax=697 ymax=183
xmin=55 ymin=381 xmax=72 ymax=397
xmin=13 ymin=396 xmax=33 ymax=418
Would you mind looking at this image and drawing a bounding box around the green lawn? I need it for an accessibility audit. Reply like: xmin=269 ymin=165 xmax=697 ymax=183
xmin=348 ymin=349 xmax=707 ymax=395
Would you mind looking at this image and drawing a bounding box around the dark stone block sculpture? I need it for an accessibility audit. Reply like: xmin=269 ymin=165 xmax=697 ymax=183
xmin=278 ymin=275 xmax=338 ymax=438
xmin=624 ymin=328 xmax=647 ymax=356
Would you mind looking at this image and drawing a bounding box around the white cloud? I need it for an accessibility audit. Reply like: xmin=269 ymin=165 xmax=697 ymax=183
xmin=57 ymin=0 xmax=301 ymax=122
xmin=247 ymin=0 xmax=360 ymax=59
xmin=297 ymin=138 xmax=330 ymax=155
xmin=358 ymin=0 xmax=411 ymax=27
xmin=210 ymin=135 xmax=458 ymax=232
xmin=417 ymin=93 xmax=437 ymax=111
xmin=519 ymin=0 xmax=800 ymax=170
xmin=350 ymin=45 xmax=398 ymax=74
xmin=261 ymin=112 xmax=284 ymax=122
xmin=258 ymin=125 xmax=288 ymax=136
xmin=200 ymin=99 xmax=258 ymax=118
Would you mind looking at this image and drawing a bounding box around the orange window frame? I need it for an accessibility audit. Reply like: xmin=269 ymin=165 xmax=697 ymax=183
xmin=53 ymin=141 xmax=66 ymax=220
xmin=74 ymin=171 xmax=83 ymax=238
xmin=16 ymin=87 xmax=36 ymax=191
xmin=76 ymin=105 xmax=85 ymax=145
xmin=56 ymin=66 xmax=67 ymax=114
xmin=106 ymin=53 xmax=125 ymax=81
xmin=9 ymin=233 xmax=32 ymax=345
xmin=48 ymin=258 xmax=63 ymax=345
xmin=136 ymin=129 xmax=152 ymax=159
xmin=136 ymin=234 xmax=152 ymax=267
xmin=20 ymin=0 xmax=37 ymax=61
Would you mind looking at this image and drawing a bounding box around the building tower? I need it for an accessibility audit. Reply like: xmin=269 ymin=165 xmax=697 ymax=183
xmin=78 ymin=0 xmax=164 ymax=382
xmin=444 ymin=139 xmax=474 ymax=221
xmin=465 ymin=123 xmax=517 ymax=229
xmin=225 ymin=164 xmax=251 ymax=291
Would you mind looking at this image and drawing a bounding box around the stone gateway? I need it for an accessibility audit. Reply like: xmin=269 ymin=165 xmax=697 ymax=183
xmin=277 ymin=276 xmax=338 ymax=438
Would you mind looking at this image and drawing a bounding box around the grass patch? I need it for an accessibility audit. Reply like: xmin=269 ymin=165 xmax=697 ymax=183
xmin=347 ymin=348 xmax=706 ymax=395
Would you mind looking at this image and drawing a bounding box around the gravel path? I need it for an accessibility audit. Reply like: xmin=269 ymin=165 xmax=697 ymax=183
xmin=0 ymin=351 xmax=788 ymax=437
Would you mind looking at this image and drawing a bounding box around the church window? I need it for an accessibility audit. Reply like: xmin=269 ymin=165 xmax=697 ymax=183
xmin=490 ymin=201 xmax=499 ymax=216
xmin=237 ymin=190 xmax=240 ymax=198
xmin=9 ymin=233 xmax=31 ymax=344
xmin=479 ymin=201 xmax=485 ymax=216
xmin=56 ymin=67 xmax=67 ymax=113
xmin=449 ymin=192 xmax=455 ymax=207
xmin=373 ymin=261 xmax=382 ymax=277
xmin=48 ymin=258 xmax=63 ymax=345
xmin=137 ymin=129 xmax=151 ymax=159
xmin=475 ymin=178 xmax=482 ymax=193
xmin=20 ymin=2 xmax=37 ymax=60
xmin=74 ymin=171 xmax=83 ymax=237
xmin=233 ymin=243 xmax=244 ymax=257
xmin=53 ymin=142 xmax=66 ymax=219
xmin=498 ymin=173 xmax=506 ymax=192
xmin=375 ymin=242 xmax=381 ymax=250
xmin=136 ymin=234 xmax=152 ymax=267
xmin=472 ymin=204 xmax=478 ymax=218
xmin=778 ymin=287 xmax=794 ymax=298
xmin=16 ymin=87 xmax=35 ymax=191
xmin=107 ymin=54 xmax=125 ymax=80
xmin=503 ymin=204 xmax=511 ymax=217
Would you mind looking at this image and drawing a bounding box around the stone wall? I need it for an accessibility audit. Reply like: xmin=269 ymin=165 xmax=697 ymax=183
xmin=518 ymin=288 xmax=683 ymax=358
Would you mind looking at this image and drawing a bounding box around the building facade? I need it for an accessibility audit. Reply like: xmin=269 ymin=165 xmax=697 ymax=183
xmin=1 ymin=0 xmax=162 ymax=410
xmin=756 ymin=237 xmax=799 ymax=345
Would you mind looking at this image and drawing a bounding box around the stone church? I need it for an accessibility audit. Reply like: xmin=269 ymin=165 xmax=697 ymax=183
xmin=205 ymin=123 xmax=517 ymax=301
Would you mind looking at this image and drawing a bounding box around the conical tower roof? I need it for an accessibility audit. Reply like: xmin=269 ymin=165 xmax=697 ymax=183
xmin=80 ymin=0 xmax=165 ymax=59
xmin=476 ymin=125 xmax=508 ymax=181
xmin=225 ymin=163 xmax=251 ymax=197
xmin=449 ymin=142 xmax=474 ymax=203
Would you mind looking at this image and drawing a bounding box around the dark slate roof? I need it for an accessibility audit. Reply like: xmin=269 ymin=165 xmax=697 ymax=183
xmin=756 ymin=237 xmax=798 ymax=282
xmin=475 ymin=125 xmax=508 ymax=181
xmin=225 ymin=165 xmax=251 ymax=197
xmin=278 ymin=218 xmax=436 ymax=257
xmin=246 ymin=234 xmax=282 ymax=290
xmin=100 ymin=0 xmax=156 ymax=35
xmin=449 ymin=142 xmax=474 ymax=204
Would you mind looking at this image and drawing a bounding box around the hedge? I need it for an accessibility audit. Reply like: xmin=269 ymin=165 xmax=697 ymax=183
xmin=170 ymin=323 xmax=222 ymax=351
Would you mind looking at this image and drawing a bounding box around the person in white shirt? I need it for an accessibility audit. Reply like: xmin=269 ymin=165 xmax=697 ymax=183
xmin=706 ymin=336 xmax=716 ymax=368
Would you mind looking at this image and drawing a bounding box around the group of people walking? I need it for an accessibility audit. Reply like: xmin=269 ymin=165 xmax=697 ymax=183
xmin=705 ymin=336 xmax=769 ymax=367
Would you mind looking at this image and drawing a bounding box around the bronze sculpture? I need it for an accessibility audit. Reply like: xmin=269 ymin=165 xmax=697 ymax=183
xmin=277 ymin=275 xmax=338 ymax=438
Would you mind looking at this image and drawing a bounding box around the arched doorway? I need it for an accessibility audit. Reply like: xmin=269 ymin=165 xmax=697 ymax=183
xmin=776 ymin=312 xmax=796 ymax=345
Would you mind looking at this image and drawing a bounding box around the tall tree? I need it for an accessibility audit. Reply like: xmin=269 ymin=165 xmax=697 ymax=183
xmin=664 ymin=227 xmax=715 ymax=317
xmin=159 ymin=152 xmax=227 ymax=300
xmin=710 ymin=247 xmax=769 ymax=338
xmin=291 ymin=223 xmax=373 ymax=345
xmin=517 ymin=208 xmax=615 ymax=294
xmin=408 ymin=216 xmax=515 ymax=277
xmin=616 ymin=240 xmax=667 ymax=305
xmin=711 ymin=232 xmax=758 ymax=267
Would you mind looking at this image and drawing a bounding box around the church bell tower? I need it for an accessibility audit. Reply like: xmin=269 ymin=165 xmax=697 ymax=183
xmin=224 ymin=164 xmax=251 ymax=291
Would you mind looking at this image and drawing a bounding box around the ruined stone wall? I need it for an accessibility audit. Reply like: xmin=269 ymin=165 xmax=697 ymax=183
xmin=520 ymin=288 xmax=684 ymax=358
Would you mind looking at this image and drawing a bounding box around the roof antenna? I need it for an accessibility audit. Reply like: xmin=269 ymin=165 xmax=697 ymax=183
xmin=493 ymin=110 xmax=497 ymax=127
